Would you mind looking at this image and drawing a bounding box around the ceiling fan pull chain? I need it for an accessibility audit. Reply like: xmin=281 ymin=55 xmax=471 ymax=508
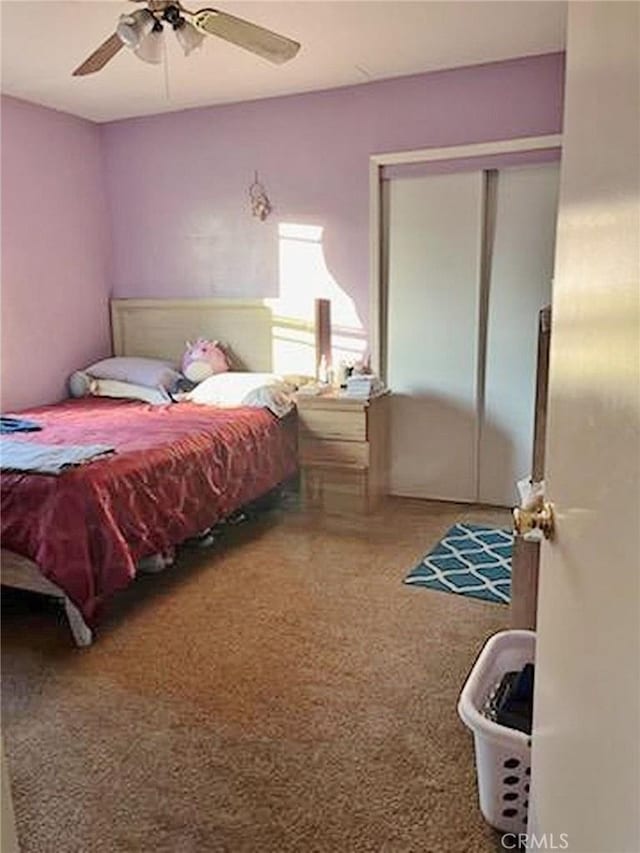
xmin=163 ymin=31 xmax=171 ymax=101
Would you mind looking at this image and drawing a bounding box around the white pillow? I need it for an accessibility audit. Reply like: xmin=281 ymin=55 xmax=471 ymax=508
xmin=185 ymin=372 xmax=295 ymax=418
xmin=85 ymin=357 xmax=181 ymax=391
xmin=93 ymin=379 xmax=171 ymax=406
xmin=69 ymin=371 xmax=170 ymax=405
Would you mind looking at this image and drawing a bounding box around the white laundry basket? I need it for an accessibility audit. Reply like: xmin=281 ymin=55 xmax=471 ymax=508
xmin=458 ymin=630 xmax=535 ymax=834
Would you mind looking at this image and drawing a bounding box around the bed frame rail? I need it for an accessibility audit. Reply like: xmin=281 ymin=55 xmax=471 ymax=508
xmin=1 ymin=550 xmax=93 ymax=647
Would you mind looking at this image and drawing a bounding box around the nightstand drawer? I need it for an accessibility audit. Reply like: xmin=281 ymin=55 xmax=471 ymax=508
xmin=299 ymin=438 xmax=369 ymax=469
xmin=298 ymin=407 xmax=367 ymax=442
xmin=302 ymin=468 xmax=368 ymax=513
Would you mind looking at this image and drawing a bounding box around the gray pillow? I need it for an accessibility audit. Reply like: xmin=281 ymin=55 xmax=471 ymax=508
xmin=85 ymin=357 xmax=181 ymax=391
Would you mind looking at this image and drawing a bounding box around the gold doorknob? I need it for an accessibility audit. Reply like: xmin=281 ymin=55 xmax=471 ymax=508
xmin=513 ymin=500 xmax=556 ymax=540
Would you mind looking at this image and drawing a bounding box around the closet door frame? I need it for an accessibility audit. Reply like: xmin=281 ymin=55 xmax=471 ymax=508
xmin=369 ymin=134 xmax=563 ymax=381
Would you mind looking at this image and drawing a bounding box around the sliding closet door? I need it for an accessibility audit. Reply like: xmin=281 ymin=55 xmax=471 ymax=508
xmin=385 ymin=171 xmax=483 ymax=501
xmin=479 ymin=162 xmax=560 ymax=505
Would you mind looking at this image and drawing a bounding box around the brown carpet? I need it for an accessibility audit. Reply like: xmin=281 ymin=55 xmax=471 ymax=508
xmin=2 ymin=497 xmax=510 ymax=853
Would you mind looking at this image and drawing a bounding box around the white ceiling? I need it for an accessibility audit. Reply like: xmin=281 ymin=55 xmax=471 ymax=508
xmin=1 ymin=0 xmax=567 ymax=123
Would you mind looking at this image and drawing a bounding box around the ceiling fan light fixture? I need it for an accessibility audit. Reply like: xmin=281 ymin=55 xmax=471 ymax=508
xmin=72 ymin=3 xmax=301 ymax=77
xmin=116 ymin=9 xmax=155 ymax=49
xmin=174 ymin=20 xmax=205 ymax=56
xmin=134 ymin=28 xmax=164 ymax=64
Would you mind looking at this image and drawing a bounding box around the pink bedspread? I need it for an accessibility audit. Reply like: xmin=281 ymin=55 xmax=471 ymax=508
xmin=1 ymin=398 xmax=297 ymax=624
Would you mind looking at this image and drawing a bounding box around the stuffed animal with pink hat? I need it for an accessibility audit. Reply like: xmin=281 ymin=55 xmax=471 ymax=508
xmin=181 ymin=339 xmax=230 ymax=383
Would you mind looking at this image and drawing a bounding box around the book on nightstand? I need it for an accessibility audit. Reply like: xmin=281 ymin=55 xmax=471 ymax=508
xmin=343 ymin=375 xmax=384 ymax=398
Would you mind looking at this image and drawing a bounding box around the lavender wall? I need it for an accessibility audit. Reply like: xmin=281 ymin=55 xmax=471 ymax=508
xmin=102 ymin=53 xmax=564 ymax=338
xmin=0 ymin=53 xmax=564 ymax=411
xmin=1 ymin=96 xmax=111 ymax=410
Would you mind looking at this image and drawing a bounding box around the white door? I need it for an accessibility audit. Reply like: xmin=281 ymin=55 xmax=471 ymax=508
xmin=529 ymin=3 xmax=640 ymax=851
xmin=479 ymin=162 xmax=560 ymax=506
xmin=385 ymin=164 xmax=559 ymax=505
xmin=385 ymin=171 xmax=484 ymax=501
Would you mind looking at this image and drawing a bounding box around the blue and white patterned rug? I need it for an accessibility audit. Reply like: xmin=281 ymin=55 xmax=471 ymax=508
xmin=404 ymin=523 xmax=513 ymax=604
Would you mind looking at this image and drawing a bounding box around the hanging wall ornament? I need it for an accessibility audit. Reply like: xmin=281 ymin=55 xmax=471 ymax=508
xmin=249 ymin=172 xmax=272 ymax=221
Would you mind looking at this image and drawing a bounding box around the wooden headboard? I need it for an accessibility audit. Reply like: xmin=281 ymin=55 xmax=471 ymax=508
xmin=110 ymin=298 xmax=273 ymax=371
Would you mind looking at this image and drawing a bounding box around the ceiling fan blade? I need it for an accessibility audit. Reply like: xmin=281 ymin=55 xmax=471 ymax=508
xmin=72 ymin=33 xmax=124 ymax=77
xmin=191 ymin=9 xmax=300 ymax=64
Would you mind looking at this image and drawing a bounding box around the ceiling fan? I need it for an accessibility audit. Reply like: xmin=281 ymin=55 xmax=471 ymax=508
xmin=73 ymin=0 xmax=301 ymax=76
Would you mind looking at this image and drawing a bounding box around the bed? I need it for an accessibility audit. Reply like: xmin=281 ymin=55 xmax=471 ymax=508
xmin=1 ymin=299 xmax=298 ymax=646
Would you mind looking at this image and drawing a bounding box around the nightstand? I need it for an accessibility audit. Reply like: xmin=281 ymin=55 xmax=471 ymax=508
xmin=297 ymin=390 xmax=390 ymax=513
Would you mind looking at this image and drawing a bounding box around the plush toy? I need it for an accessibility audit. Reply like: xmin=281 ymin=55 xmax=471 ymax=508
xmin=181 ymin=338 xmax=230 ymax=383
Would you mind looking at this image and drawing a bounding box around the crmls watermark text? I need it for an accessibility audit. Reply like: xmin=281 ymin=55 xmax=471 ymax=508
xmin=502 ymin=833 xmax=569 ymax=850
